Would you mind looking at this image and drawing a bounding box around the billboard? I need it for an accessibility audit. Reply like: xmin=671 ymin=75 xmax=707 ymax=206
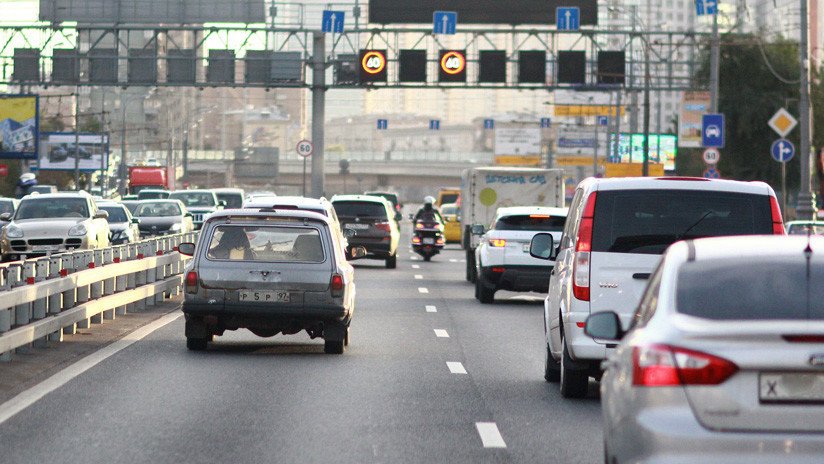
xmin=369 ymin=1 xmax=598 ymax=25
xmin=0 ymin=95 xmax=38 ymax=159
xmin=678 ymin=91 xmax=710 ymax=148
xmin=40 ymin=0 xmax=265 ymax=24
xmin=608 ymin=133 xmax=677 ymax=171
xmin=35 ymin=133 xmax=109 ymax=172
xmin=494 ymin=127 xmax=542 ymax=166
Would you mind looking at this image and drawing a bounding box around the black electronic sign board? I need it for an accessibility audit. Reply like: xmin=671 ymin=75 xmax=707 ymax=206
xmin=368 ymin=1 xmax=597 ymax=26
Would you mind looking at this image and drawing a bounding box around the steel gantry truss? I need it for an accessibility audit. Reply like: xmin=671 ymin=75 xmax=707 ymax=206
xmin=0 ymin=23 xmax=710 ymax=92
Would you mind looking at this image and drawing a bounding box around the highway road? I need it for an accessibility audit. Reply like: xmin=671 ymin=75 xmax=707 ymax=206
xmin=0 ymin=243 xmax=603 ymax=464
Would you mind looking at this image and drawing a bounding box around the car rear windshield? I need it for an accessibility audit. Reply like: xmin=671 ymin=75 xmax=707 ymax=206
xmin=101 ymin=206 xmax=128 ymax=223
xmin=442 ymin=205 xmax=458 ymax=215
xmin=216 ymin=193 xmax=244 ymax=209
xmin=440 ymin=193 xmax=459 ymax=204
xmin=365 ymin=193 xmax=398 ymax=207
xmin=495 ymin=214 xmax=565 ymax=231
xmin=16 ymin=198 xmax=88 ymax=219
xmin=592 ymin=189 xmax=773 ymax=255
xmin=333 ymin=201 xmax=386 ymax=219
xmin=206 ymin=225 xmax=326 ymax=263
xmin=787 ymin=223 xmax=824 ymax=235
xmin=169 ymin=192 xmax=215 ymax=207
xmin=138 ymin=192 xmax=168 ymax=200
xmin=135 ymin=202 xmax=180 ymax=217
xmin=676 ymin=257 xmax=824 ymax=320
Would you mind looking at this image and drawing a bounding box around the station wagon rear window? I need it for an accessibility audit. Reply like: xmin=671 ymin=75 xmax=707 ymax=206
xmin=591 ymin=190 xmax=773 ymax=255
xmin=206 ymin=225 xmax=325 ymax=263
xmin=676 ymin=257 xmax=824 ymax=320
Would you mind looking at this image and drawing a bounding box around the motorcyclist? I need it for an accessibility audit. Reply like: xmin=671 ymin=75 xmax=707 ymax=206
xmin=414 ymin=196 xmax=444 ymax=224
xmin=14 ymin=173 xmax=38 ymax=199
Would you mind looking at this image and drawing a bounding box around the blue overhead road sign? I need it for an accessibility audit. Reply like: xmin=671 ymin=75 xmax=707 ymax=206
xmin=556 ymin=7 xmax=580 ymax=31
xmin=377 ymin=119 xmax=388 ymax=130
xmin=597 ymin=116 xmax=609 ymax=126
xmin=484 ymin=119 xmax=495 ymax=130
xmin=433 ymin=11 xmax=457 ymax=35
xmin=429 ymin=120 xmax=440 ymax=130
xmin=702 ymin=113 xmax=725 ymax=148
xmin=540 ymin=117 xmax=551 ymax=128
xmin=771 ymin=139 xmax=795 ymax=162
xmin=322 ymin=10 xmax=345 ymax=33
xmin=695 ymin=0 xmax=718 ymax=16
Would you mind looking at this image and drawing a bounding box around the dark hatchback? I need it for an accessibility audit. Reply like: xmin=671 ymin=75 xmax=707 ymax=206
xmin=132 ymin=200 xmax=194 ymax=236
xmin=331 ymin=195 xmax=400 ymax=269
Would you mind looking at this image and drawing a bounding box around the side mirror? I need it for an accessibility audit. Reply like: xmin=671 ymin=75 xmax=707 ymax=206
xmin=131 ymin=217 xmax=141 ymax=224
xmin=178 ymin=242 xmax=196 ymax=256
xmin=584 ymin=311 xmax=625 ymax=341
xmin=347 ymin=246 xmax=367 ymax=260
xmin=184 ymin=212 xmax=193 ymax=218
xmin=470 ymin=224 xmax=485 ymax=235
xmin=529 ymin=233 xmax=555 ymax=260
xmin=0 ymin=213 xmax=11 ymax=222
xmin=94 ymin=210 xmax=109 ymax=220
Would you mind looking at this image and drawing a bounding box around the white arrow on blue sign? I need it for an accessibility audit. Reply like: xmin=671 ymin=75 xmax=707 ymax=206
xmin=771 ymin=138 xmax=795 ymax=162
xmin=429 ymin=120 xmax=441 ymax=130
xmin=433 ymin=11 xmax=458 ymax=35
xmin=597 ymin=116 xmax=609 ymax=126
xmin=702 ymin=113 xmax=725 ymax=148
xmin=484 ymin=119 xmax=495 ymax=130
xmin=322 ymin=10 xmax=345 ymax=33
xmin=540 ymin=117 xmax=551 ymax=128
xmin=377 ymin=119 xmax=388 ymax=130
xmin=695 ymin=0 xmax=718 ymax=16
xmin=556 ymin=7 xmax=580 ymax=31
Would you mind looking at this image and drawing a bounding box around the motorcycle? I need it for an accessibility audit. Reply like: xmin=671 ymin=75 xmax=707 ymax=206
xmin=411 ymin=215 xmax=445 ymax=261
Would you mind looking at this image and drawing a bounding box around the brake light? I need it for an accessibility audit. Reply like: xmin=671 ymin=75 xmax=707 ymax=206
xmin=376 ymin=222 xmax=392 ymax=233
xmin=656 ymin=177 xmax=709 ymax=181
xmin=415 ymin=222 xmax=424 ymax=230
xmin=491 ymin=267 xmax=505 ymax=273
xmin=783 ymin=335 xmax=824 ymax=343
xmin=530 ymin=214 xmax=551 ymax=218
xmin=489 ymin=239 xmax=506 ymax=247
xmin=769 ymin=196 xmax=785 ymax=234
xmin=573 ymin=192 xmax=597 ymax=301
xmin=185 ymin=271 xmax=198 ymax=294
xmin=412 ymin=236 xmax=421 ymax=244
xmin=632 ymin=344 xmax=738 ymax=387
xmin=330 ymin=274 xmax=344 ymax=298
xmin=436 ymin=237 xmax=444 ymax=245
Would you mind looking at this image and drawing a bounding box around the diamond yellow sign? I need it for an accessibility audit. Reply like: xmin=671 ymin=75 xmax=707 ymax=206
xmin=768 ymin=108 xmax=798 ymax=138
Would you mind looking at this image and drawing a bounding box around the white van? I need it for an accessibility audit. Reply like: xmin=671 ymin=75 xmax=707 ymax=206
xmin=530 ymin=177 xmax=785 ymax=398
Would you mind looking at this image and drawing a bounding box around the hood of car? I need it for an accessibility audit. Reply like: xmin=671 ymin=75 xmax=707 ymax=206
xmin=12 ymin=218 xmax=88 ymax=236
xmin=137 ymin=216 xmax=180 ymax=229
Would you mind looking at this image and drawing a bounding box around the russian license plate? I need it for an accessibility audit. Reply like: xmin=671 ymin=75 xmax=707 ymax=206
xmin=344 ymin=223 xmax=369 ymax=229
xmin=239 ymin=290 xmax=290 ymax=303
xmin=759 ymin=373 xmax=824 ymax=403
xmin=32 ymin=245 xmax=61 ymax=252
xmin=423 ymin=237 xmax=435 ymax=244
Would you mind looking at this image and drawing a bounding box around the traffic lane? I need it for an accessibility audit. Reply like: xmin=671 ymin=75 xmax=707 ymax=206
xmin=0 ymin=253 xmax=508 ymax=464
xmin=414 ymin=246 xmax=603 ymax=463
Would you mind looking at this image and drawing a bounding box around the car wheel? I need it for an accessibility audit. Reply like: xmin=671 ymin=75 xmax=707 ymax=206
xmin=385 ymin=253 xmax=397 ymax=269
xmin=324 ymin=337 xmax=345 ymax=354
xmin=423 ymin=254 xmax=431 ymax=262
xmin=344 ymin=327 xmax=350 ymax=347
xmin=560 ymin=334 xmax=589 ymax=398
xmin=544 ymin=343 xmax=561 ymax=383
xmin=466 ymin=250 xmax=477 ymax=282
xmin=186 ymin=337 xmax=207 ymax=351
xmin=476 ymin=274 xmax=495 ymax=304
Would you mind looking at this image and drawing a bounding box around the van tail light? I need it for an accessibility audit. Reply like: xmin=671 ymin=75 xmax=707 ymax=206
xmin=185 ymin=271 xmax=198 ymax=294
xmin=330 ymin=274 xmax=345 ymax=298
xmin=769 ymin=196 xmax=785 ymax=234
xmin=632 ymin=344 xmax=738 ymax=387
xmin=573 ymin=192 xmax=597 ymax=301
xmin=489 ymin=239 xmax=506 ymax=247
xmin=376 ymin=222 xmax=392 ymax=233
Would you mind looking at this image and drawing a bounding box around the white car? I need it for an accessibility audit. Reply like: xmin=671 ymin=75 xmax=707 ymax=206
xmin=473 ymin=206 xmax=567 ymax=303
xmin=587 ymin=235 xmax=824 ymax=463
xmin=532 ymin=177 xmax=785 ymax=398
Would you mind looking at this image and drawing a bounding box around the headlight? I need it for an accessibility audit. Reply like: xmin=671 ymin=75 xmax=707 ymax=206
xmin=170 ymin=223 xmax=182 ymax=232
xmin=68 ymin=224 xmax=88 ymax=237
xmin=6 ymin=224 xmax=23 ymax=238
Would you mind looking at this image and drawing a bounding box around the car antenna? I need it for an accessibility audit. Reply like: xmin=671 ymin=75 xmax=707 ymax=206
xmin=804 ymin=230 xmax=813 ymax=319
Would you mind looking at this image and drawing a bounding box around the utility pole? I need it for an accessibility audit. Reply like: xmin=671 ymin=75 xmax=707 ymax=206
xmin=119 ymin=90 xmax=127 ymax=196
xmin=310 ymin=32 xmax=326 ymax=198
xmin=796 ymin=0 xmax=815 ymax=218
xmin=73 ymin=87 xmax=81 ymax=190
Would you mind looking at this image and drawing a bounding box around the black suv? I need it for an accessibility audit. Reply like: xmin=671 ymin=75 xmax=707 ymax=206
xmin=331 ymin=195 xmax=401 ymax=268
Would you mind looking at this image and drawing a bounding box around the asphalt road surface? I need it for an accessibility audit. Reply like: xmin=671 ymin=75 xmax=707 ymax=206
xmin=0 ymin=242 xmax=603 ymax=464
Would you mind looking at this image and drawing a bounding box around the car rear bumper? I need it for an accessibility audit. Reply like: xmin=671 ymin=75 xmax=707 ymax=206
xmin=480 ymin=265 xmax=551 ymax=293
xmin=183 ymin=301 xmax=348 ymax=320
xmin=348 ymin=239 xmax=393 ymax=257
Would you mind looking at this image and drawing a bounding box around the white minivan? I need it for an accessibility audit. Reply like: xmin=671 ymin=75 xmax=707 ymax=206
xmin=530 ymin=177 xmax=785 ymax=398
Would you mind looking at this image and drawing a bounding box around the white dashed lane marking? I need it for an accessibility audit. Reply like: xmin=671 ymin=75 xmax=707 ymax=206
xmin=425 ymin=305 xmax=437 ymax=313
xmin=414 ymin=275 xmax=423 ymax=280
xmin=418 ymin=287 xmax=429 ymax=294
xmin=447 ymin=362 xmax=467 ymax=374
xmin=449 ymin=259 xmax=457 ymax=263
xmin=434 ymin=329 xmax=449 ymax=338
xmin=412 ymin=264 xmax=420 ymax=269
xmin=475 ymin=422 xmax=507 ymax=448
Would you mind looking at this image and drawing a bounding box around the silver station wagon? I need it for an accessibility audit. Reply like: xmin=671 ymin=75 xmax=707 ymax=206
xmin=179 ymin=208 xmax=365 ymax=354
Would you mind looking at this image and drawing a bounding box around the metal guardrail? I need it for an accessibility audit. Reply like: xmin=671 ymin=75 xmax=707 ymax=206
xmin=0 ymin=233 xmax=197 ymax=361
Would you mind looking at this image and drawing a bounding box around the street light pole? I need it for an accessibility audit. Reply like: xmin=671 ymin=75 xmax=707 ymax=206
xmin=796 ymin=0 xmax=816 ymax=218
xmin=642 ymin=42 xmax=651 ymax=177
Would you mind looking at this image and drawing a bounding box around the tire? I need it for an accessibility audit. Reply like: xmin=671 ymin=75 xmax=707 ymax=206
xmin=186 ymin=337 xmax=207 ymax=351
xmin=344 ymin=327 xmax=350 ymax=347
xmin=476 ymin=274 xmax=495 ymax=304
xmin=423 ymin=254 xmax=431 ymax=262
xmin=560 ymin=334 xmax=589 ymax=398
xmin=466 ymin=249 xmax=476 ymax=282
xmin=544 ymin=343 xmax=561 ymax=382
xmin=324 ymin=337 xmax=345 ymax=354
xmin=385 ymin=253 xmax=397 ymax=269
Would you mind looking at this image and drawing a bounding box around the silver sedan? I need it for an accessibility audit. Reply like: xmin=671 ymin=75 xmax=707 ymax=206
xmin=586 ymin=235 xmax=824 ymax=463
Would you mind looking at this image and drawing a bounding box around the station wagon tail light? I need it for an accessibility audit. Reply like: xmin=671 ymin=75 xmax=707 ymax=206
xmin=489 ymin=239 xmax=506 ymax=247
xmin=632 ymin=344 xmax=738 ymax=387
xmin=769 ymin=196 xmax=785 ymax=235
xmin=530 ymin=214 xmax=551 ymax=218
xmin=573 ymin=192 xmax=597 ymax=301
xmin=330 ymin=274 xmax=345 ymax=298
xmin=376 ymin=222 xmax=392 ymax=232
xmin=185 ymin=271 xmax=198 ymax=294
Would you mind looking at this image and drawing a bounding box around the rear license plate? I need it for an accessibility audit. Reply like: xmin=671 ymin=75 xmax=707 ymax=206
xmin=239 ymin=290 xmax=290 ymax=303
xmin=423 ymin=237 xmax=435 ymax=244
xmin=344 ymin=223 xmax=369 ymax=230
xmin=759 ymin=373 xmax=824 ymax=403
xmin=32 ymin=245 xmax=61 ymax=252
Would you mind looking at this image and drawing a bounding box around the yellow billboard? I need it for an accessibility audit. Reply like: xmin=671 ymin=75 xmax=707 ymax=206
xmin=605 ymin=163 xmax=665 ymax=178
xmin=554 ymin=105 xmax=625 ymax=117
xmin=0 ymin=95 xmax=39 ymax=159
xmin=495 ymin=155 xmax=543 ymax=166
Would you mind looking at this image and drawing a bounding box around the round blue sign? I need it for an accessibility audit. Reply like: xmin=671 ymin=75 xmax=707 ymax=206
xmin=771 ymin=138 xmax=795 ymax=162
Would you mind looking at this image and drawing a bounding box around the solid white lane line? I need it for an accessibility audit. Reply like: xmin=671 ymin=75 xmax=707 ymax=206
xmin=418 ymin=287 xmax=429 ymax=294
xmin=434 ymin=329 xmax=449 ymax=338
xmin=459 ymin=259 xmax=466 ymax=263
xmin=412 ymin=264 xmax=420 ymax=269
xmin=449 ymin=259 xmax=458 ymax=263
xmin=447 ymin=362 xmax=467 ymax=374
xmin=414 ymin=274 xmax=423 ymax=280
xmin=475 ymin=422 xmax=507 ymax=448
xmin=425 ymin=305 xmax=437 ymax=313
xmin=0 ymin=311 xmax=183 ymax=425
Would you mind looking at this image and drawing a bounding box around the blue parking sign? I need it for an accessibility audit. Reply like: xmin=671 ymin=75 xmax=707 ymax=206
xmin=701 ymin=113 xmax=724 ymax=148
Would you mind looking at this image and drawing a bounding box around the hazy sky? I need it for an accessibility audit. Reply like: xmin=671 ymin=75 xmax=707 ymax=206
xmin=3 ymin=1 xmax=38 ymax=22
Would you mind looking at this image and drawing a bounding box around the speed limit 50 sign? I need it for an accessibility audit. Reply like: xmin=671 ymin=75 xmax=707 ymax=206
xmin=296 ymin=140 xmax=314 ymax=158
xmin=702 ymin=148 xmax=720 ymax=165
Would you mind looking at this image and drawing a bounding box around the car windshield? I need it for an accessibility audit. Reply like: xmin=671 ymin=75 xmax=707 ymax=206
xmin=121 ymin=201 xmax=139 ymax=214
xmin=787 ymin=223 xmax=824 ymax=235
xmin=216 ymin=193 xmax=244 ymax=209
xmin=138 ymin=191 xmax=169 ymax=200
xmin=333 ymin=201 xmax=386 ymax=218
xmin=134 ymin=202 xmax=181 ymax=217
xmin=0 ymin=200 xmax=15 ymax=215
xmin=591 ymin=190 xmax=773 ymax=255
xmin=16 ymin=198 xmax=88 ymax=219
xmin=495 ymin=214 xmax=565 ymax=231
xmin=676 ymin=257 xmax=824 ymax=320
xmin=169 ymin=192 xmax=215 ymax=207
xmin=440 ymin=192 xmax=459 ymax=204
xmin=206 ymin=225 xmax=325 ymax=262
xmin=441 ymin=205 xmax=458 ymax=215
xmin=100 ymin=206 xmax=128 ymax=223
